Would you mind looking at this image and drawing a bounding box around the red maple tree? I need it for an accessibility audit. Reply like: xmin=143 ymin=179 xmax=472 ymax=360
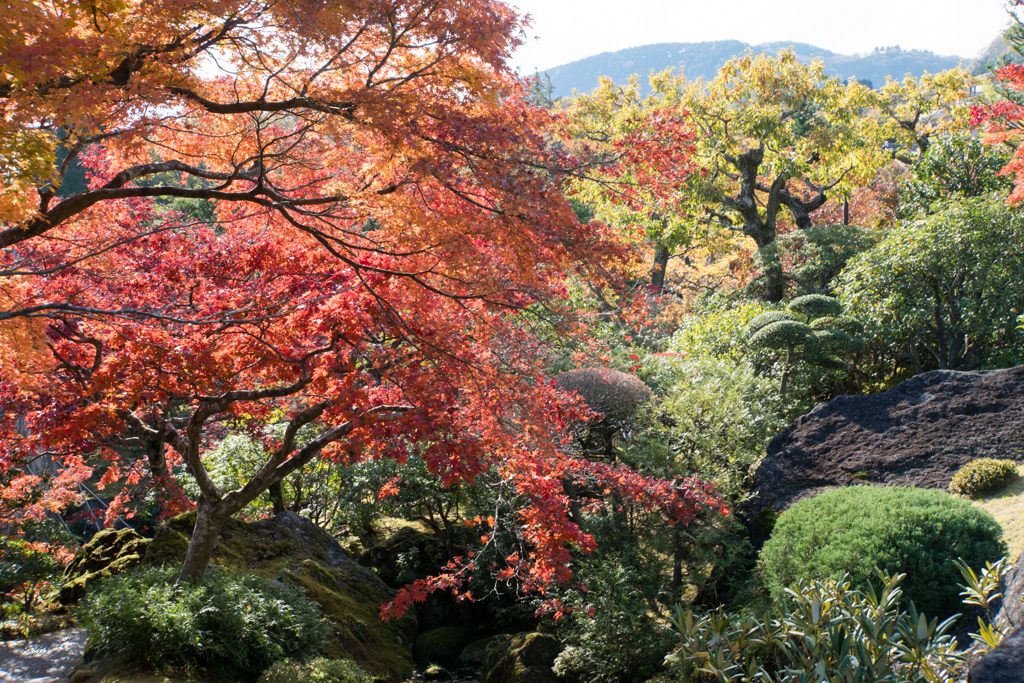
xmin=0 ymin=0 xmax=722 ymax=612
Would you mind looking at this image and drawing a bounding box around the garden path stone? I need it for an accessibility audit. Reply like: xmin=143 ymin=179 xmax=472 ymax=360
xmin=0 ymin=628 xmax=87 ymax=683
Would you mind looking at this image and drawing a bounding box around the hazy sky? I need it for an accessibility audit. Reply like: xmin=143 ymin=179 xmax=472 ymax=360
xmin=508 ymin=0 xmax=1014 ymax=72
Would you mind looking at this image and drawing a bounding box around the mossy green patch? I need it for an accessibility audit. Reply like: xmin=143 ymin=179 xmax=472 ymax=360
xmin=458 ymin=636 xmax=496 ymax=664
xmin=412 ymin=627 xmax=479 ymax=663
xmin=481 ymin=632 xmax=561 ymax=683
xmin=288 ymin=560 xmax=415 ymax=682
xmin=59 ymin=528 xmax=150 ymax=604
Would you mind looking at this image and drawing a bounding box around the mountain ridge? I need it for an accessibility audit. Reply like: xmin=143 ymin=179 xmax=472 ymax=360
xmin=541 ymin=40 xmax=966 ymax=99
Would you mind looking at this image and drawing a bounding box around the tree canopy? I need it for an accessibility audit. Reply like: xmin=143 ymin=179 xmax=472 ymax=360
xmin=0 ymin=0 xmax=723 ymax=604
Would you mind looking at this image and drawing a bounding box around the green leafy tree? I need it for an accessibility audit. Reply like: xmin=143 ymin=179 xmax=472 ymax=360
xmin=745 ymin=295 xmax=863 ymax=398
xmin=776 ymin=223 xmax=882 ymax=295
xmin=564 ymin=74 xmax=700 ymax=289
xmin=901 ymin=132 xmax=1013 ymax=216
xmin=839 ymin=195 xmax=1024 ymax=372
xmin=676 ymin=50 xmax=886 ymax=301
xmin=875 ymin=69 xmax=973 ymax=163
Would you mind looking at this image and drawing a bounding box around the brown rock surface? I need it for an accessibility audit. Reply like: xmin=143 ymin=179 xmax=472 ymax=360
xmin=744 ymin=366 xmax=1024 ymax=524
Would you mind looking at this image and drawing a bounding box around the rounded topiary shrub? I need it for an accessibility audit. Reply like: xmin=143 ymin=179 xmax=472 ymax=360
xmin=787 ymin=294 xmax=842 ymax=321
xmin=80 ymin=566 xmax=330 ymax=681
xmin=745 ymin=310 xmax=796 ymax=338
xmin=948 ymin=458 xmax=1020 ymax=498
xmin=553 ymin=368 xmax=654 ymax=424
xmin=760 ymin=486 xmax=1006 ymax=619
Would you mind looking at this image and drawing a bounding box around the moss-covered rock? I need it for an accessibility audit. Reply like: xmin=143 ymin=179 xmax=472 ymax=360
xmin=459 ymin=636 xmax=497 ymax=664
xmin=481 ymin=632 xmax=562 ymax=683
xmin=423 ymin=664 xmax=453 ymax=681
xmin=360 ymin=525 xmax=446 ymax=588
xmin=59 ymin=528 xmax=150 ymax=605
xmin=143 ymin=511 xmax=416 ymax=682
xmin=413 ymin=626 xmax=480 ymax=663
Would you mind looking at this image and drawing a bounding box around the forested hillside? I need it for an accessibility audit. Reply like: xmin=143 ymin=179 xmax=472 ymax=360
xmin=543 ymin=40 xmax=964 ymax=98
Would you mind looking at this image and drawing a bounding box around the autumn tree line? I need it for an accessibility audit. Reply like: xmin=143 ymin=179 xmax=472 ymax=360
xmin=2 ymin=0 xmax=1024 ymax=681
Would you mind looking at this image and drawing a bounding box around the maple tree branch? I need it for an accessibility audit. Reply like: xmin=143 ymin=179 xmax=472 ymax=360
xmin=223 ymin=404 xmax=413 ymax=514
xmin=167 ymin=86 xmax=358 ymax=119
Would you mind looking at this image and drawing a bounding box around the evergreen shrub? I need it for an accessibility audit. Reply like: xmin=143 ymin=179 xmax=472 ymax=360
xmin=948 ymin=458 xmax=1020 ymax=498
xmin=787 ymin=294 xmax=842 ymax=320
xmin=80 ymin=566 xmax=330 ymax=681
xmin=760 ymin=486 xmax=1006 ymax=618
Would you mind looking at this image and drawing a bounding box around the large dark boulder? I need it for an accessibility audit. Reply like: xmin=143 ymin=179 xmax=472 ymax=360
xmin=970 ymin=550 xmax=1024 ymax=683
xmin=481 ymin=632 xmax=562 ymax=683
xmin=743 ymin=367 xmax=1024 ymax=531
xmin=996 ymin=551 xmax=1024 ymax=632
xmin=969 ymin=628 xmax=1024 ymax=683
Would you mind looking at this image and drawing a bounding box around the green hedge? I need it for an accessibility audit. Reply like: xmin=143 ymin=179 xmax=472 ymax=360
xmin=760 ymin=486 xmax=1005 ymax=618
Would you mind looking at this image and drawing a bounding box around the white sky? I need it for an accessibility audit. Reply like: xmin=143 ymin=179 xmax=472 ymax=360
xmin=508 ymin=0 xmax=1014 ymax=73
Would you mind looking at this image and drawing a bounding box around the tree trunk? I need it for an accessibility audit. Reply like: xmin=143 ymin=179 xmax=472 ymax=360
xmin=178 ymin=500 xmax=232 ymax=584
xmin=671 ymin=527 xmax=683 ymax=603
xmin=843 ymin=197 xmax=850 ymax=226
xmin=269 ymin=480 xmax=286 ymax=515
xmin=145 ymin=439 xmax=169 ymax=479
xmin=561 ymin=479 xmax=584 ymax=528
xmin=649 ymin=243 xmax=670 ymax=289
xmin=756 ymin=241 xmax=786 ymax=302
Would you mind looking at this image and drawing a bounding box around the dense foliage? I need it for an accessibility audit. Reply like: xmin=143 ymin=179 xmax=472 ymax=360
xmin=81 ymin=567 xmax=330 ymax=680
xmin=760 ymin=486 xmax=1006 ymax=618
xmin=258 ymin=658 xmax=375 ymax=683
xmin=667 ymin=572 xmax=962 ymax=682
xmin=839 ymin=196 xmax=1024 ymax=372
xmin=3 ymin=2 xmax=1023 ymax=679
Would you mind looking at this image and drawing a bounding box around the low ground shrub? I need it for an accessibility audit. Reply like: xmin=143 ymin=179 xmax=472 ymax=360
xmin=760 ymin=486 xmax=1006 ymax=618
xmin=667 ymin=572 xmax=961 ymax=682
xmin=80 ymin=566 xmax=330 ymax=681
xmin=0 ymin=538 xmax=61 ymax=613
xmin=948 ymin=458 xmax=1020 ymax=498
xmin=258 ymin=658 xmax=374 ymax=683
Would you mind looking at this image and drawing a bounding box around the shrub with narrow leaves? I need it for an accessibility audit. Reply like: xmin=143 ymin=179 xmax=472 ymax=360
xmin=667 ymin=572 xmax=962 ymax=682
xmin=948 ymin=458 xmax=1020 ymax=498
xmin=258 ymin=658 xmax=374 ymax=683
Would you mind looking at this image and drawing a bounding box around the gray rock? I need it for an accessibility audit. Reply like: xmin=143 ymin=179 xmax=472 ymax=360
xmin=969 ymin=627 xmax=1024 ymax=683
xmin=996 ymin=552 xmax=1024 ymax=631
xmin=742 ymin=366 xmax=1024 ymax=535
